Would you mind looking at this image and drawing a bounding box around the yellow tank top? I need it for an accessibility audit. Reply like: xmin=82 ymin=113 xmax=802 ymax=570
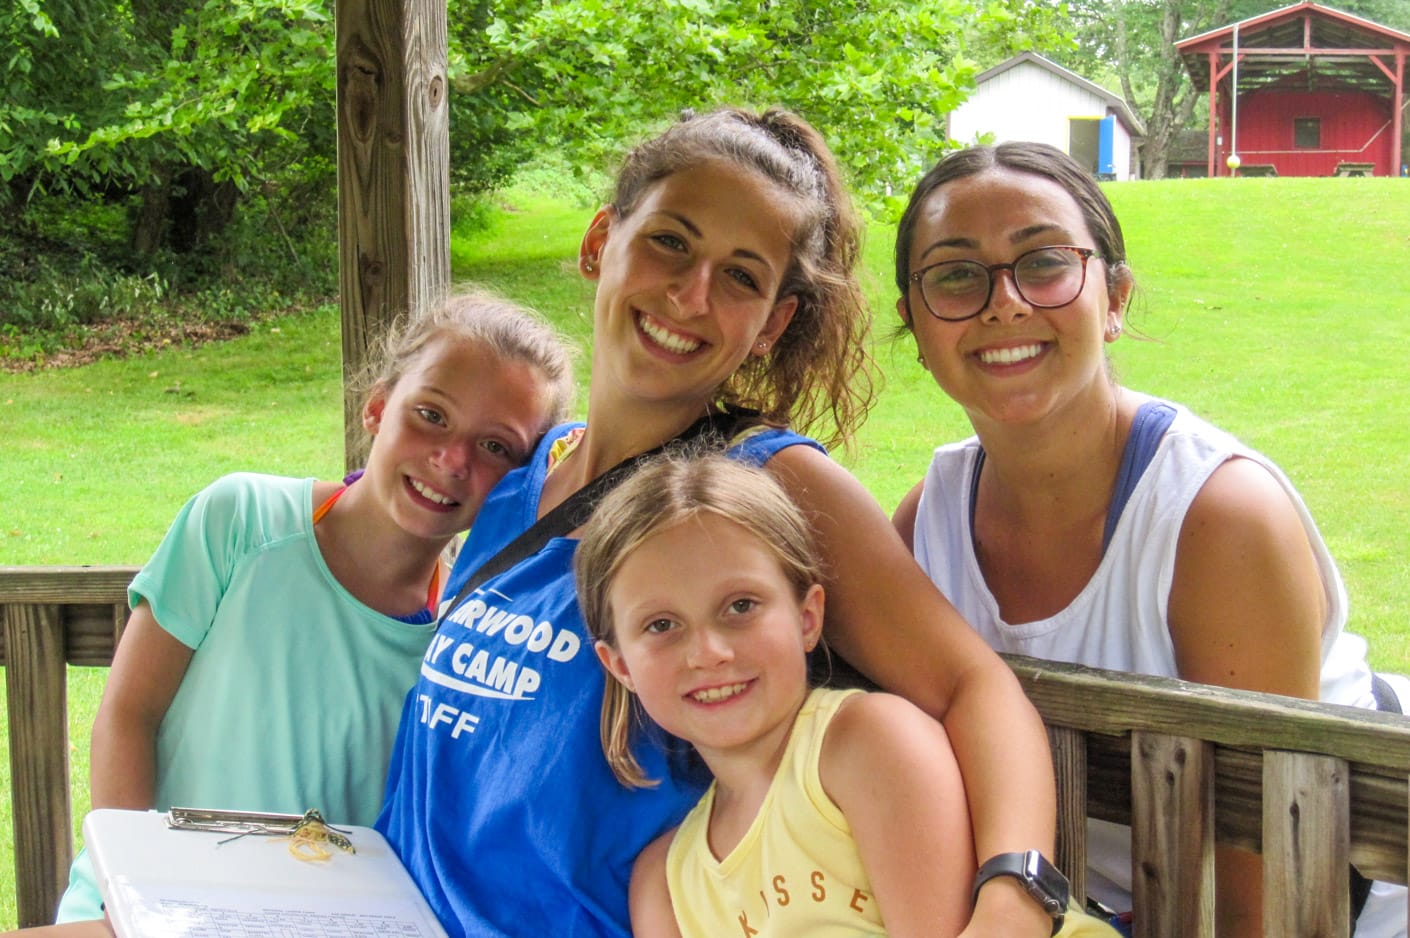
xmin=665 ymin=687 xmax=882 ymax=937
xmin=663 ymin=686 xmax=1121 ymax=937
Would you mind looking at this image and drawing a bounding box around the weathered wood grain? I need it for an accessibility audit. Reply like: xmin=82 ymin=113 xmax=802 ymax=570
xmin=1130 ymin=732 xmax=1214 ymax=937
xmin=3 ymin=603 xmax=73 ymax=926
xmin=1050 ymin=723 xmax=1089 ymax=901
xmin=334 ymin=0 xmax=450 ymax=471
xmin=1010 ymin=655 xmax=1410 ymax=772
xmin=1263 ymin=751 xmax=1350 ymax=937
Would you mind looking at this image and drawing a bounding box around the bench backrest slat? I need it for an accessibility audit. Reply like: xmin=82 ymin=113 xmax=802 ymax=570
xmin=3 ymin=600 xmax=79 ymax=927
xmin=1264 ymin=750 xmax=1351 ymax=936
xmin=1131 ymin=732 xmax=1214 ymax=937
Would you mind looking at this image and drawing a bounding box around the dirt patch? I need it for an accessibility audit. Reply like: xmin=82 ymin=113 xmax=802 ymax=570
xmin=1 ymin=316 xmax=261 ymax=374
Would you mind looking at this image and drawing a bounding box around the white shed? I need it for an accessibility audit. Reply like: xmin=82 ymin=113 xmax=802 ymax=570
xmin=948 ymin=52 xmax=1146 ymax=180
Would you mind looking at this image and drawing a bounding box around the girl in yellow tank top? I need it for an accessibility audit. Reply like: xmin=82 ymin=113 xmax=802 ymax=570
xmin=576 ymin=453 xmax=1116 ymax=938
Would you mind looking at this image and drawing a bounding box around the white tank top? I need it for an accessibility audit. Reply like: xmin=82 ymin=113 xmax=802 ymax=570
xmin=911 ymin=400 xmax=1398 ymax=933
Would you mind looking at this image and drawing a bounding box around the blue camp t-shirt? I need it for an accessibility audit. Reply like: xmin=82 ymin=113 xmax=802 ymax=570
xmin=376 ymin=423 xmax=824 ymax=938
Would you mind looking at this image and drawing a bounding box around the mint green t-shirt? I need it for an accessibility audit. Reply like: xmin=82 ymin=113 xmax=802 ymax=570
xmin=57 ymin=472 xmax=437 ymax=922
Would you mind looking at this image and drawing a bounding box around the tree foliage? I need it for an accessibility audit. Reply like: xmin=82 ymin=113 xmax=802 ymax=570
xmin=2 ymin=0 xmax=333 ymax=258
xmin=446 ymin=0 xmax=1069 ymax=204
xmin=2 ymin=0 xmax=1068 ymax=274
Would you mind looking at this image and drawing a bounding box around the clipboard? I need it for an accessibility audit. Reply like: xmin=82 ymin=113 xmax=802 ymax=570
xmin=84 ymin=807 xmax=448 ymax=937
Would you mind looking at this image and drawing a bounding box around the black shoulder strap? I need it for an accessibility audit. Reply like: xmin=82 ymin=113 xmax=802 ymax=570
xmin=438 ymin=408 xmax=756 ymax=623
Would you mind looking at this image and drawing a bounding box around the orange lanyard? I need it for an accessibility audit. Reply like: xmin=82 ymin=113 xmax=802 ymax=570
xmin=313 ymin=484 xmax=441 ymax=613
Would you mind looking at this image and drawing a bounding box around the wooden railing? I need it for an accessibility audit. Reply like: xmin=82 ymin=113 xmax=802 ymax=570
xmin=3 ymin=567 xmax=1409 ymax=934
xmin=1013 ymin=655 xmax=1410 ymax=935
xmin=2 ymin=566 xmax=134 ymax=928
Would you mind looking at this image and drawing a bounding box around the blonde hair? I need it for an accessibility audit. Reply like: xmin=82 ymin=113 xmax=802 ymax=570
xmin=609 ymin=108 xmax=877 ymax=450
xmin=354 ymin=288 xmax=576 ymax=431
xmin=574 ymin=452 xmax=822 ymax=787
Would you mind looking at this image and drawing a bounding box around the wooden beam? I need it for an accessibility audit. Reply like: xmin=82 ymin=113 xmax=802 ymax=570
xmin=335 ymin=0 xmax=451 ymax=470
xmin=0 ymin=568 xmax=134 ymax=668
xmin=1394 ymin=52 xmax=1405 ymax=177
xmin=0 ymin=567 xmax=135 ymax=605
xmin=1007 ymin=655 xmax=1410 ymax=771
xmin=1207 ymin=53 xmax=1219 ymax=177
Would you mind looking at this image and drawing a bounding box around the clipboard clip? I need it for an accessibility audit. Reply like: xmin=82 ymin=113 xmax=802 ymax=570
xmin=167 ymin=807 xmax=355 ymax=856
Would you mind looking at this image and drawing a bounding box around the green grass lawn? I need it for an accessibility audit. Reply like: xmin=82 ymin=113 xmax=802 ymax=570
xmin=2 ymin=176 xmax=1409 ymax=926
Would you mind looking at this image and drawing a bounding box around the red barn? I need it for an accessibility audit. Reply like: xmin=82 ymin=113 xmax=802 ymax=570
xmin=1177 ymin=2 xmax=1409 ymax=177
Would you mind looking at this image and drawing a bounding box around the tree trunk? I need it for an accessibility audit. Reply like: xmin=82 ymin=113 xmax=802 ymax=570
xmin=1140 ymin=0 xmax=1233 ymax=179
xmin=125 ymin=0 xmax=246 ymax=257
xmin=131 ymin=167 xmax=172 ymax=257
xmin=169 ymin=167 xmax=239 ymax=253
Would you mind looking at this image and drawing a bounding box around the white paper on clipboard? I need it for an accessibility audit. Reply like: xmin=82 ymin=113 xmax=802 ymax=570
xmin=84 ymin=808 xmax=448 ymax=938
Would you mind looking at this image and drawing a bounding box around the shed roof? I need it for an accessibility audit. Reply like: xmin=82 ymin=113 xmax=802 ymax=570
xmin=972 ymin=52 xmax=1145 ymax=137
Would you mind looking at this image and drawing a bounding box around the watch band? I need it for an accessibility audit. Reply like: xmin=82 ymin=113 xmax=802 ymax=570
xmin=972 ymin=850 xmax=1068 ymax=936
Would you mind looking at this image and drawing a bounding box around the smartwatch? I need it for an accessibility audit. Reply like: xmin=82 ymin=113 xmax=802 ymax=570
xmin=971 ymin=850 xmax=1069 ymax=936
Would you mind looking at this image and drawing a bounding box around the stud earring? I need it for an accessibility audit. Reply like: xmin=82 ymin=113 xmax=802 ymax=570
xmin=1108 ymin=322 xmax=1123 ymax=338
xmin=917 ymin=351 xmax=927 ymax=367
xmin=755 ymin=340 xmax=769 ymax=352
xmin=583 ymin=260 xmax=594 ymax=272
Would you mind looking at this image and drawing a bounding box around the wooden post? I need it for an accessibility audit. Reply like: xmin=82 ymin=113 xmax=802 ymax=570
xmin=1392 ymin=51 xmax=1404 ymax=178
xmin=3 ymin=604 xmax=72 ymax=927
xmin=335 ymin=0 xmax=451 ymax=471
xmin=1206 ymin=54 xmax=1219 ymax=178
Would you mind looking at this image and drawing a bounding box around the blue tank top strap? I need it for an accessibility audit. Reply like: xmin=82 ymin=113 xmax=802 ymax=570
xmin=726 ymin=425 xmax=826 ymax=464
xmin=966 ymin=400 xmax=1178 ymax=557
xmin=1102 ymin=400 xmax=1178 ymax=551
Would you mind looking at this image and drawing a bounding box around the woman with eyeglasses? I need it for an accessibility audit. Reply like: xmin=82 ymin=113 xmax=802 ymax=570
xmin=891 ymin=142 xmax=1403 ymax=938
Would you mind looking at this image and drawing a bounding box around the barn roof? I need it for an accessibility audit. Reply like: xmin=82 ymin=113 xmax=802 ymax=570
xmin=1177 ymin=2 xmax=1410 ymax=98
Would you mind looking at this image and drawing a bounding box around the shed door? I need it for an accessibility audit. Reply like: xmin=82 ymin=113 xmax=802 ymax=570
xmin=1069 ymin=118 xmax=1100 ymax=174
xmin=1098 ymin=115 xmax=1115 ymax=175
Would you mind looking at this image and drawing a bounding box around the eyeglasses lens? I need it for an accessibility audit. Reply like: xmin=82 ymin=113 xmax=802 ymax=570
xmin=920 ymin=248 xmax=1087 ymax=320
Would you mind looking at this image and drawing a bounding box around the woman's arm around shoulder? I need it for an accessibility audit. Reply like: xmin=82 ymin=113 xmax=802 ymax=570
xmin=763 ymin=445 xmax=1027 ymax=718
xmin=765 ymin=445 xmax=1057 ymax=937
xmin=821 ymin=692 xmax=974 ymax=938
xmin=629 ymin=829 xmax=684 ymax=938
xmin=89 ymin=601 xmax=194 ymax=809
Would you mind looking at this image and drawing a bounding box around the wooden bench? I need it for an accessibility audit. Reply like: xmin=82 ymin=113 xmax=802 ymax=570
xmin=1239 ymin=164 xmax=1278 ymax=177
xmin=1014 ymin=654 xmax=1410 ymax=935
xmin=4 ymin=566 xmax=1409 ymax=934
xmin=1335 ymin=162 xmax=1376 ymax=177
